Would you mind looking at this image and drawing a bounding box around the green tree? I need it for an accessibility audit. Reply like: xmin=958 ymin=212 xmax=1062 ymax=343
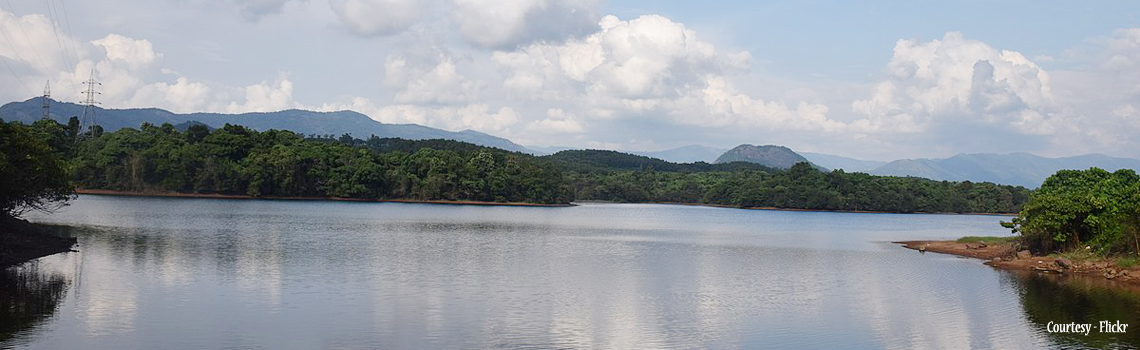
xmin=1008 ymin=168 xmax=1140 ymax=254
xmin=0 ymin=121 xmax=75 ymax=218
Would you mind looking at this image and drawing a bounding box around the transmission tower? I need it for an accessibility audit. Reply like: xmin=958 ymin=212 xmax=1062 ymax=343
xmin=41 ymin=80 xmax=51 ymax=119
xmin=79 ymin=69 xmax=101 ymax=135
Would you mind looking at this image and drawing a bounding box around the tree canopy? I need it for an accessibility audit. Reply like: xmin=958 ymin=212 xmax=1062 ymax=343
xmin=63 ymin=121 xmax=572 ymax=204
xmin=558 ymin=159 xmax=1029 ymax=214
xmin=5 ymin=118 xmax=1034 ymax=214
xmin=1005 ymin=168 xmax=1140 ymax=255
xmin=0 ymin=120 xmax=75 ymax=218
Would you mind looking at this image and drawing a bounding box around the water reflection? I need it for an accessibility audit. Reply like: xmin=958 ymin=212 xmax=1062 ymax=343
xmin=1013 ymin=271 xmax=1140 ymax=349
xmin=7 ymin=196 xmax=1140 ymax=349
xmin=0 ymin=261 xmax=71 ymax=347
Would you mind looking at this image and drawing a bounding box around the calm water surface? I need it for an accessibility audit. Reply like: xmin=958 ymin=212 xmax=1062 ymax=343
xmin=3 ymin=195 xmax=1139 ymax=349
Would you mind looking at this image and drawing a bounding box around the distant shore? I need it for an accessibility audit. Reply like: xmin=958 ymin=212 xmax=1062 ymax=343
xmin=897 ymin=240 xmax=1140 ymax=290
xmin=581 ymin=200 xmax=1016 ymax=216
xmin=743 ymin=206 xmax=1016 ymax=216
xmin=76 ymin=189 xmax=574 ymax=207
xmin=77 ymin=191 xmax=1018 ymax=214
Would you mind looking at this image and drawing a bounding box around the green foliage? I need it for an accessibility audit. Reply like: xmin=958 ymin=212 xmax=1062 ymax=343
xmin=16 ymin=117 xmax=1032 ymax=212
xmin=67 ymin=122 xmax=573 ymax=204
xmin=1007 ymin=168 xmax=1140 ymax=255
xmin=557 ymin=157 xmax=1029 ymax=213
xmin=1118 ymin=256 xmax=1140 ymax=269
xmin=0 ymin=120 xmax=75 ymax=218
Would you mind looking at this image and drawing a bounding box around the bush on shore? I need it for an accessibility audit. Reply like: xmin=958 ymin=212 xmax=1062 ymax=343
xmin=1004 ymin=168 xmax=1140 ymax=256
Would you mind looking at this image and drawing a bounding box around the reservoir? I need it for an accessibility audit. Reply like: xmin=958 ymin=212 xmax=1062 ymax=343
xmin=4 ymin=195 xmax=1138 ymax=349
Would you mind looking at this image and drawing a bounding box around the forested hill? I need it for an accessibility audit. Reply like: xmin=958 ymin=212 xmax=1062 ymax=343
xmin=0 ymin=98 xmax=528 ymax=152
xmin=5 ymin=118 xmax=1031 ymax=212
xmin=714 ymin=144 xmax=823 ymax=170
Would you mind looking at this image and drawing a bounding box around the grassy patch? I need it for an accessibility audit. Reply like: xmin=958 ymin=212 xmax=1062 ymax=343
xmin=1053 ymin=249 xmax=1096 ymax=263
xmin=956 ymin=236 xmax=1018 ymax=245
xmin=1117 ymin=256 xmax=1140 ymax=269
xmin=1048 ymin=249 xmax=1138 ymax=268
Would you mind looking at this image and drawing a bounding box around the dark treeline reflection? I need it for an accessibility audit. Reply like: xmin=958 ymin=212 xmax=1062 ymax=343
xmin=0 ymin=262 xmax=71 ymax=344
xmin=1015 ymin=272 xmax=1140 ymax=349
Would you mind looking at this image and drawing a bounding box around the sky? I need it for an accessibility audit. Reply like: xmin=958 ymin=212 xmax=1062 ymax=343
xmin=1 ymin=0 xmax=1139 ymax=161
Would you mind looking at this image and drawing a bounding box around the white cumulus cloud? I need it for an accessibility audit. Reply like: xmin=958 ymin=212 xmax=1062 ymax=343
xmin=130 ymin=77 xmax=213 ymax=113
xmin=316 ymin=98 xmax=521 ymax=135
xmin=1043 ymin=28 xmax=1140 ymax=155
xmin=329 ymin=0 xmax=423 ymax=36
xmin=226 ymin=74 xmax=299 ymax=113
xmin=0 ymin=8 xmax=311 ymax=117
xmin=490 ymin=14 xmax=842 ymax=145
xmin=452 ymin=0 xmax=600 ymax=48
xmin=850 ymin=32 xmax=1059 ymax=135
xmin=495 ymin=15 xmax=739 ymax=100
xmin=525 ymin=108 xmax=584 ymax=133
xmin=673 ymin=76 xmax=840 ymax=132
xmin=0 ymin=9 xmax=86 ymax=80
xmin=386 ymin=54 xmax=482 ymax=104
xmin=91 ymin=34 xmax=162 ymax=69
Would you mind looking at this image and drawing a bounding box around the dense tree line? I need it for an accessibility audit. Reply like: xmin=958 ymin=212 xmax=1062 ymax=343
xmin=1005 ymin=168 xmax=1140 ymax=255
xmin=24 ymin=119 xmax=572 ymax=204
xmin=559 ymin=159 xmax=1029 ymax=213
xmin=2 ymin=118 xmax=1032 ymax=212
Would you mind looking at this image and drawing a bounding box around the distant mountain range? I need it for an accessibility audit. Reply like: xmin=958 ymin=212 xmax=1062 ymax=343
xmin=633 ymin=145 xmax=727 ymax=164
xmin=527 ymin=145 xmax=574 ymax=156
xmin=0 ymin=98 xmax=528 ymax=152
xmin=868 ymin=153 xmax=1140 ymax=188
xmin=643 ymin=145 xmax=1140 ymax=188
xmin=532 ymin=144 xmax=728 ymax=163
xmin=800 ymin=152 xmax=887 ymax=172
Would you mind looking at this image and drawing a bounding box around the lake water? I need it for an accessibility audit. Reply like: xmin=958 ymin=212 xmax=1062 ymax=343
xmin=3 ymin=195 xmax=1139 ymax=349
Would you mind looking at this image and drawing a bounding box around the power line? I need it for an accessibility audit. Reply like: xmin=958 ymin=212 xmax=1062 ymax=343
xmin=0 ymin=16 xmax=38 ymax=77
xmin=44 ymin=0 xmax=75 ymax=70
xmin=0 ymin=55 xmax=34 ymax=96
xmin=4 ymin=0 xmax=48 ymax=72
xmin=54 ymin=0 xmax=79 ymax=66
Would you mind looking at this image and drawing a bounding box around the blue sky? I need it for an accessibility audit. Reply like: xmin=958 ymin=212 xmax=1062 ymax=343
xmin=613 ymin=1 xmax=1138 ymax=76
xmin=2 ymin=0 xmax=1139 ymax=160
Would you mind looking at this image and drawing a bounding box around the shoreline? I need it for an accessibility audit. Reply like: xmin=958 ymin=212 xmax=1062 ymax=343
xmin=742 ymin=206 xmax=1016 ymax=216
xmin=897 ymin=240 xmax=1140 ymax=289
xmin=0 ymin=217 xmax=77 ymax=268
xmin=77 ymin=190 xmax=1016 ymax=215
xmin=578 ymin=199 xmax=1015 ymax=216
xmin=75 ymin=189 xmax=574 ymax=207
